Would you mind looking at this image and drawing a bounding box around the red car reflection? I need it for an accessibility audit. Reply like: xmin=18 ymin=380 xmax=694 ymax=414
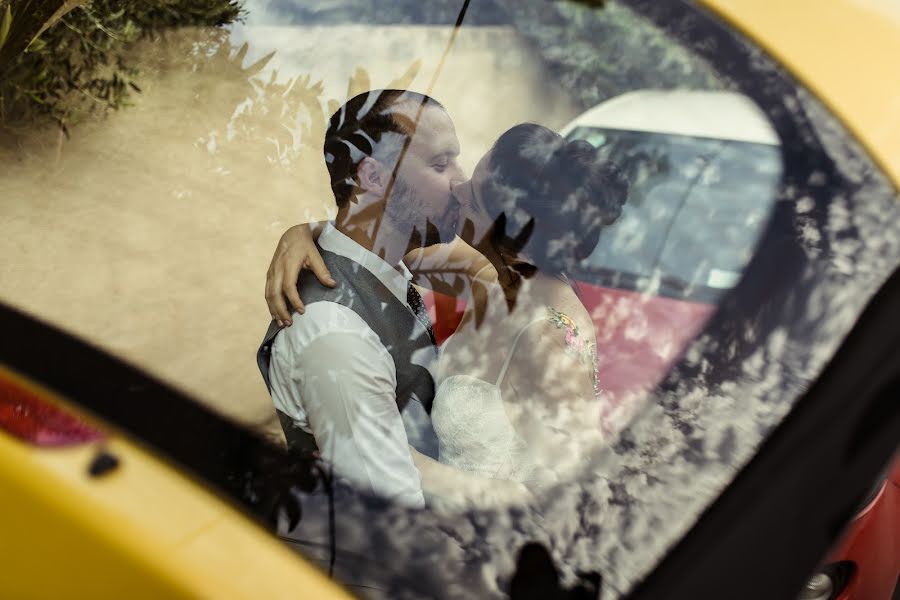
xmin=426 ymin=88 xmax=899 ymax=600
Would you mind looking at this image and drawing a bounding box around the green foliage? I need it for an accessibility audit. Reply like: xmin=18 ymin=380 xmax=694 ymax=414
xmin=0 ymin=0 xmax=721 ymax=140
xmin=0 ymin=0 xmax=243 ymax=133
xmin=0 ymin=5 xmax=13 ymax=51
xmin=229 ymin=0 xmax=719 ymax=111
xmin=187 ymin=33 xmax=423 ymax=178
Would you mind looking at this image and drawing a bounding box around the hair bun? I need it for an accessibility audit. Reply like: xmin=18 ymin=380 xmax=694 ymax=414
xmin=485 ymin=123 xmax=629 ymax=270
xmin=549 ymin=142 xmax=629 ymax=260
xmin=548 ymin=138 xmax=597 ymax=176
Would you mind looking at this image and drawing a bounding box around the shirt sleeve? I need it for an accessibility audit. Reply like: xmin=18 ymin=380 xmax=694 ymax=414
xmin=269 ymin=306 xmax=425 ymax=508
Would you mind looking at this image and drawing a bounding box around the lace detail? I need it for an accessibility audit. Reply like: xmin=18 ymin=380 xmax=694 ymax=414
xmin=430 ymin=304 xmax=602 ymax=495
xmin=431 ymin=375 xmax=536 ymax=482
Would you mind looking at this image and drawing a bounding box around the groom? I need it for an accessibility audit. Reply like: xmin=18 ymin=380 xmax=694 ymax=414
xmin=257 ymin=89 xmax=465 ymax=509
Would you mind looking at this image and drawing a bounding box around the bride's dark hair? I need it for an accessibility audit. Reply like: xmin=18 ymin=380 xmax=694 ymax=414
xmin=483 ymin=123 xmax=629 ymax=275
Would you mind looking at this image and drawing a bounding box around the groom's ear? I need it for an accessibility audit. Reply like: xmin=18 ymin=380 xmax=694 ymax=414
xmin=357 ymin=157 xmax=386 ymax=195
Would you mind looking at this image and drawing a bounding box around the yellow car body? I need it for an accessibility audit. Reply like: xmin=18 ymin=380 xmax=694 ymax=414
xmin=705 ymin=0 xmax=900 ymax=186
xmin=0 ymin=0 xmax=897 ymax=598
xmin=0 ymin=366 xmax=349 ymax=599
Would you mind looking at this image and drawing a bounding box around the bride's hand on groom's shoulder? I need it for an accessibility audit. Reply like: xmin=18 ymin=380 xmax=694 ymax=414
xmin=265 ymin=223 xmax=336 ymax=327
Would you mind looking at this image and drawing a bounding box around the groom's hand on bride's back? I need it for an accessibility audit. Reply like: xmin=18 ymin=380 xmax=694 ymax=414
xmin=265 ymin=223 xmax=336 ymax=327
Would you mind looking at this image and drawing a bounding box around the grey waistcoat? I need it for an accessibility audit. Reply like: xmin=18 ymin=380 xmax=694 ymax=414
xmin=257 ymin=249 xmax=439 ymax=458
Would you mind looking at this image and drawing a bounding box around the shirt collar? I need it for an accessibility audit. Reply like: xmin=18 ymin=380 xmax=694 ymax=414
xmin=318 ymin=222 xmax=414 ymax=305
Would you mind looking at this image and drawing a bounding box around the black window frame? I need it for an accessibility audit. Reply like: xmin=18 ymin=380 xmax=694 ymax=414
xmin=1 ymin=1 xmax=898 ymax=599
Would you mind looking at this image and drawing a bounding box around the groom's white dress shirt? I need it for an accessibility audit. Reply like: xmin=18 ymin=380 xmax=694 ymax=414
xmin=268 ymin=223 xmax=429 ymax=508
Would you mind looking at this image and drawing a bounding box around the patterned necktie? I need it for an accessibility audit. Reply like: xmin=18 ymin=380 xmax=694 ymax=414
xmin=407 ymin=282 xmax=437 ymax=346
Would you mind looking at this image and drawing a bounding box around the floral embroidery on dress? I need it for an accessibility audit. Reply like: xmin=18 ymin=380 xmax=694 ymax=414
xmin=547 ymin=307 xmax=601 ymax=395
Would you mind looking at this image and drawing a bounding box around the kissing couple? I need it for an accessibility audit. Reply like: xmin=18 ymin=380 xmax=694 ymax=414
xmin=258 ymin=89 xmax=628 ymax=510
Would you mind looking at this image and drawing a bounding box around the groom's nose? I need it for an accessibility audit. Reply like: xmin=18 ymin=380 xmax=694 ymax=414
xmin=449 ymin=179 xmax=464 ymax=203
xmin=448 ymin=161 xmax=467 ymax=186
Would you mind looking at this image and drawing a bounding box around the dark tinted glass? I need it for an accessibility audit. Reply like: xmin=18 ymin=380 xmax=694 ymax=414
xmin=3 ymin=1 xmax=899 ymax=599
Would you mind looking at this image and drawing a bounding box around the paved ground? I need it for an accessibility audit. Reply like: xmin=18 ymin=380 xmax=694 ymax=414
xmin=0 ymin=26 xmax=576 ymax=442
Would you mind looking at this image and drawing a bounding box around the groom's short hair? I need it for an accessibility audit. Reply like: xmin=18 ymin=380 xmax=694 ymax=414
xmin=324 ymin=89 xmax=444 ymax=209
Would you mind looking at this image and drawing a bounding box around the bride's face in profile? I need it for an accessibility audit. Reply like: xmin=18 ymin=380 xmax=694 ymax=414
xmin=451 ymin=149 xmax=499 ymax=246
xmin=452 ymin=148 xmax=541 ymax=267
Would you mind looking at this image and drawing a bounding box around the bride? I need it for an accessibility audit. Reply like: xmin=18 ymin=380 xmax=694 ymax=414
xmin=266 ymin=123 xmax=628 ymax=508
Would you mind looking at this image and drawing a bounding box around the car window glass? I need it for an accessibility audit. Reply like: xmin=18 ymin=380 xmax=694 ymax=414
xmin=3 ymin=1 xmax=899 ymax=599
xmin=573 ymin=129 xmax=781 ymax=299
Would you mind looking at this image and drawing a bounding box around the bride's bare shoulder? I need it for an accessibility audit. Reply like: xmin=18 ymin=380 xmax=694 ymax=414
xmin=472 ymin=261 xmax=499 ymax=284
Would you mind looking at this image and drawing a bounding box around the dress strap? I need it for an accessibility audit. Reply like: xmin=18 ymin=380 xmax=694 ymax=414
xmin=495 ymin=317 xmax=548 ymax=387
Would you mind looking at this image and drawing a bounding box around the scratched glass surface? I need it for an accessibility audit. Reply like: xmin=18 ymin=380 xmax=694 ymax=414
xmin=2 ymin=1 xmax=898 ymax=599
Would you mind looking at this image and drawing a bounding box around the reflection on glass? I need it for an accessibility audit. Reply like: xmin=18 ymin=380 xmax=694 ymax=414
xmin=1 ymin=1 xmax=797 ymax=598
xmin=572 ymin=127 xmax=780 ymax=299
xmin=562 ymin=91 xmax=782 ymax=433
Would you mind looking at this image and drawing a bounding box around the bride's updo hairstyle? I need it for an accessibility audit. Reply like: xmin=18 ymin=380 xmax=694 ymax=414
xmin=483 ymin=123 xmax=629 ymax=274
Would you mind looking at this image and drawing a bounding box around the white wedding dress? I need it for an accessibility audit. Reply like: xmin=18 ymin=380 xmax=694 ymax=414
xmin=430 ymin=370 xmax=539 ymax=484
xmin=430 ymin=306 xmax=554 ymax=488
xmin=427 ymin=271 xmax=602 ymax=499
